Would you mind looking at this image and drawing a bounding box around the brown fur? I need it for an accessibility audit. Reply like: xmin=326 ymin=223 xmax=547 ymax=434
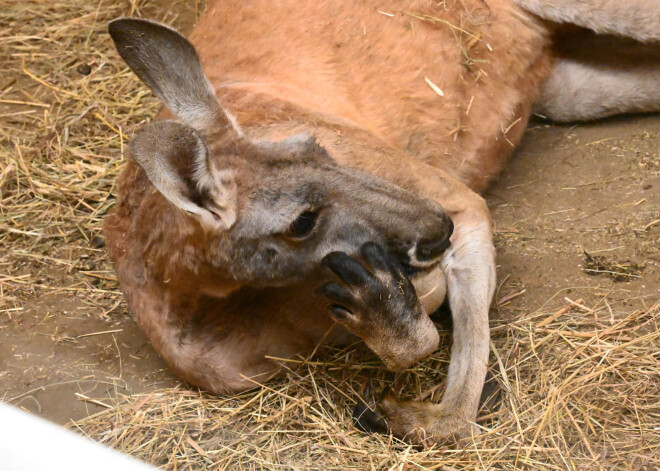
xmin=105 ymin=0 xmax=660 ymax=445
xmin=515 ymin=0 xmax=660 ymax=42
xmin=193 ymin=0 xmax=551 ymax=193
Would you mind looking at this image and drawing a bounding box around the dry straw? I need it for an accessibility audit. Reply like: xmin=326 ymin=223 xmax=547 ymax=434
xmin=1 ymin=1 xmax=659 ymax=470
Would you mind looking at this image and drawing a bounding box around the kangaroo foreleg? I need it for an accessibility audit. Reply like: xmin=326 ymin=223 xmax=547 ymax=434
xmin=346 ymin=154 xmax=496 ymax=444
xmin=514 ymin=0 xmax=660 ymax=42
xmin=369 ymin=212 xmax=495 ymax=444
xmin=536 ymin=39 xmax=660 ymax=121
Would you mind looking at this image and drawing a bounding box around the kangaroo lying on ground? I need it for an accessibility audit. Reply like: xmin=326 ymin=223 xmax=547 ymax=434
xmin=105 ymin=0 xmax=660 ymax=445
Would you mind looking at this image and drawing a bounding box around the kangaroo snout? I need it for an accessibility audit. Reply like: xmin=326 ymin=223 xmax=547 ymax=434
xmin=414 ymin=216 xmax=454 ymax=263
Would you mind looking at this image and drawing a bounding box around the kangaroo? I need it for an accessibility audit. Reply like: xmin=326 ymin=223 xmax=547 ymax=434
xmin=104 ymin=0 xmax=660 ymax=445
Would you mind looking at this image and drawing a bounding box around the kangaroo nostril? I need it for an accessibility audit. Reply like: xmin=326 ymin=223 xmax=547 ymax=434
xmin=416 ymin=216 xmax=453 ymax=262
xmin=416 ymin=236 xmax=451 ymax=261
xmin=445 ymin=216 xmax=454 ymax=239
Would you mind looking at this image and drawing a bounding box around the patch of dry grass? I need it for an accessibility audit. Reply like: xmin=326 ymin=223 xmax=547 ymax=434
xmin=1 ymin=1 xmax=659 ymax=470
xmin=0 ymin=0 xmax=164 ymax=315
xmin=74 ymin=298 xmax=660 ymax=470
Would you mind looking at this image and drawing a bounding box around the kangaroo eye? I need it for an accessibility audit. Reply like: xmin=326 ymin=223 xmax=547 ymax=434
xmin=286 ymin=210 xmax=318 ymax=238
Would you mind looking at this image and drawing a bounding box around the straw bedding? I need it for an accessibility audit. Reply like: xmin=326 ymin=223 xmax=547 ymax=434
xmin=1 ymin=1 xmax=658 ymax=469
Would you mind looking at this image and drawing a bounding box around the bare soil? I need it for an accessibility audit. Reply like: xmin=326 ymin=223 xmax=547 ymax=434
xmin=489 ymin=115 xmax=659 ymax=317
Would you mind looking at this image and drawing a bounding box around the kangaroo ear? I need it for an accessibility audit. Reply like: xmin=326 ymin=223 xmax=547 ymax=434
xmin=130 ymin=120 xmax=237 ymax=230
xmin=108 ymin=18 xmax=238 ymax=133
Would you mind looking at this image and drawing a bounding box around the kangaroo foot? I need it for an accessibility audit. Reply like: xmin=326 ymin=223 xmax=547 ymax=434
xmin=316 ymin=242 xmax=439 ymax=371
xmin=353 ymin=385 xmax=478 ymax=446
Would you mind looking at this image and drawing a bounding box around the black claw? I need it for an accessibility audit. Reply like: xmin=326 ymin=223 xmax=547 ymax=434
xmin=361 ymin=242 xmax=409 ymax=281
xmin=360 ymin=242 xmax=389 ymax=272
xmin=321 ymin=251 xmax=371 ymax=286
xmin=353 ymin=402 xmax=388 ymax=435
xmin=315 ymin=282 xmax=355 ymax=306
xmin=353 ymin=382 xmax=389 ymax=434
xmin=329 ymin=304 xmax=353 ymax=322
xmin=385 ymin=256 xmax=409 ymax=281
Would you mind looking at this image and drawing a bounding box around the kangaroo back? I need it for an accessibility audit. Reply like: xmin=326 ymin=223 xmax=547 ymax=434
xmin=190 ymin=0 xmax=552 ymax=192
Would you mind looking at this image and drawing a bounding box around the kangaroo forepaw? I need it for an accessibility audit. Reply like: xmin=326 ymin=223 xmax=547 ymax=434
xmin=316 ymin=242 xmax=439 ymax=371
xmin=318 ymin=242 xmax=414 ymax=321
xmin=355 ymin=390 xmax=479 ymax=447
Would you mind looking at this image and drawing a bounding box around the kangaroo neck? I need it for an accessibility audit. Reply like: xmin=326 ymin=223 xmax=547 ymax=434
xmin=213 ymin=82 xmax=399 ymax=168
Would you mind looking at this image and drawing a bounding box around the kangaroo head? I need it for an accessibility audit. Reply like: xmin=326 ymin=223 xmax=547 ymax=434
xmin=108 ymin=19 xmax=453 ymax=289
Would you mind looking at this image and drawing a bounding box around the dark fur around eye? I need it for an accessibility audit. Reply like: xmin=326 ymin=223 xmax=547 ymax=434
xmin=286 ymin=210 xmax=318 ymax=238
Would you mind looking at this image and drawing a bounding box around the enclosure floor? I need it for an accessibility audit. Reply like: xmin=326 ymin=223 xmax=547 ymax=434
xmin=1 ymin=0 xmax=658 ymax=468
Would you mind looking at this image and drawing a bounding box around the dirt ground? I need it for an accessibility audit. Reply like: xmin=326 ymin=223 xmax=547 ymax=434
xmin=490 ymin=114 xmax=659 ymax=315
xmin=1 ymin=1 xmax=659 ymax=469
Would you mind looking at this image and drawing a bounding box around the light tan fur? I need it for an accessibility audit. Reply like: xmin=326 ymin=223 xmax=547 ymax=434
xmin=535 ymin=28 xmax=660 ymax=121
xmin=105 ymin=0 xmax=660 ymax=445
xmin=514 ymin=0 xmax=660 ymax=42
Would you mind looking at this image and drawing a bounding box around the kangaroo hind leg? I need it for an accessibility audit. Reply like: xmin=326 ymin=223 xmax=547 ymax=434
xmin=514 ymin=0 xmax=660 ymax=42
xmin=535 ymin=30 xmax=660 ymax=121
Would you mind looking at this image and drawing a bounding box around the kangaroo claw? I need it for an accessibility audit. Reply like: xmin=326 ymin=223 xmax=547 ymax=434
xmin=352 ymin=382 xmax=388 ymax=434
